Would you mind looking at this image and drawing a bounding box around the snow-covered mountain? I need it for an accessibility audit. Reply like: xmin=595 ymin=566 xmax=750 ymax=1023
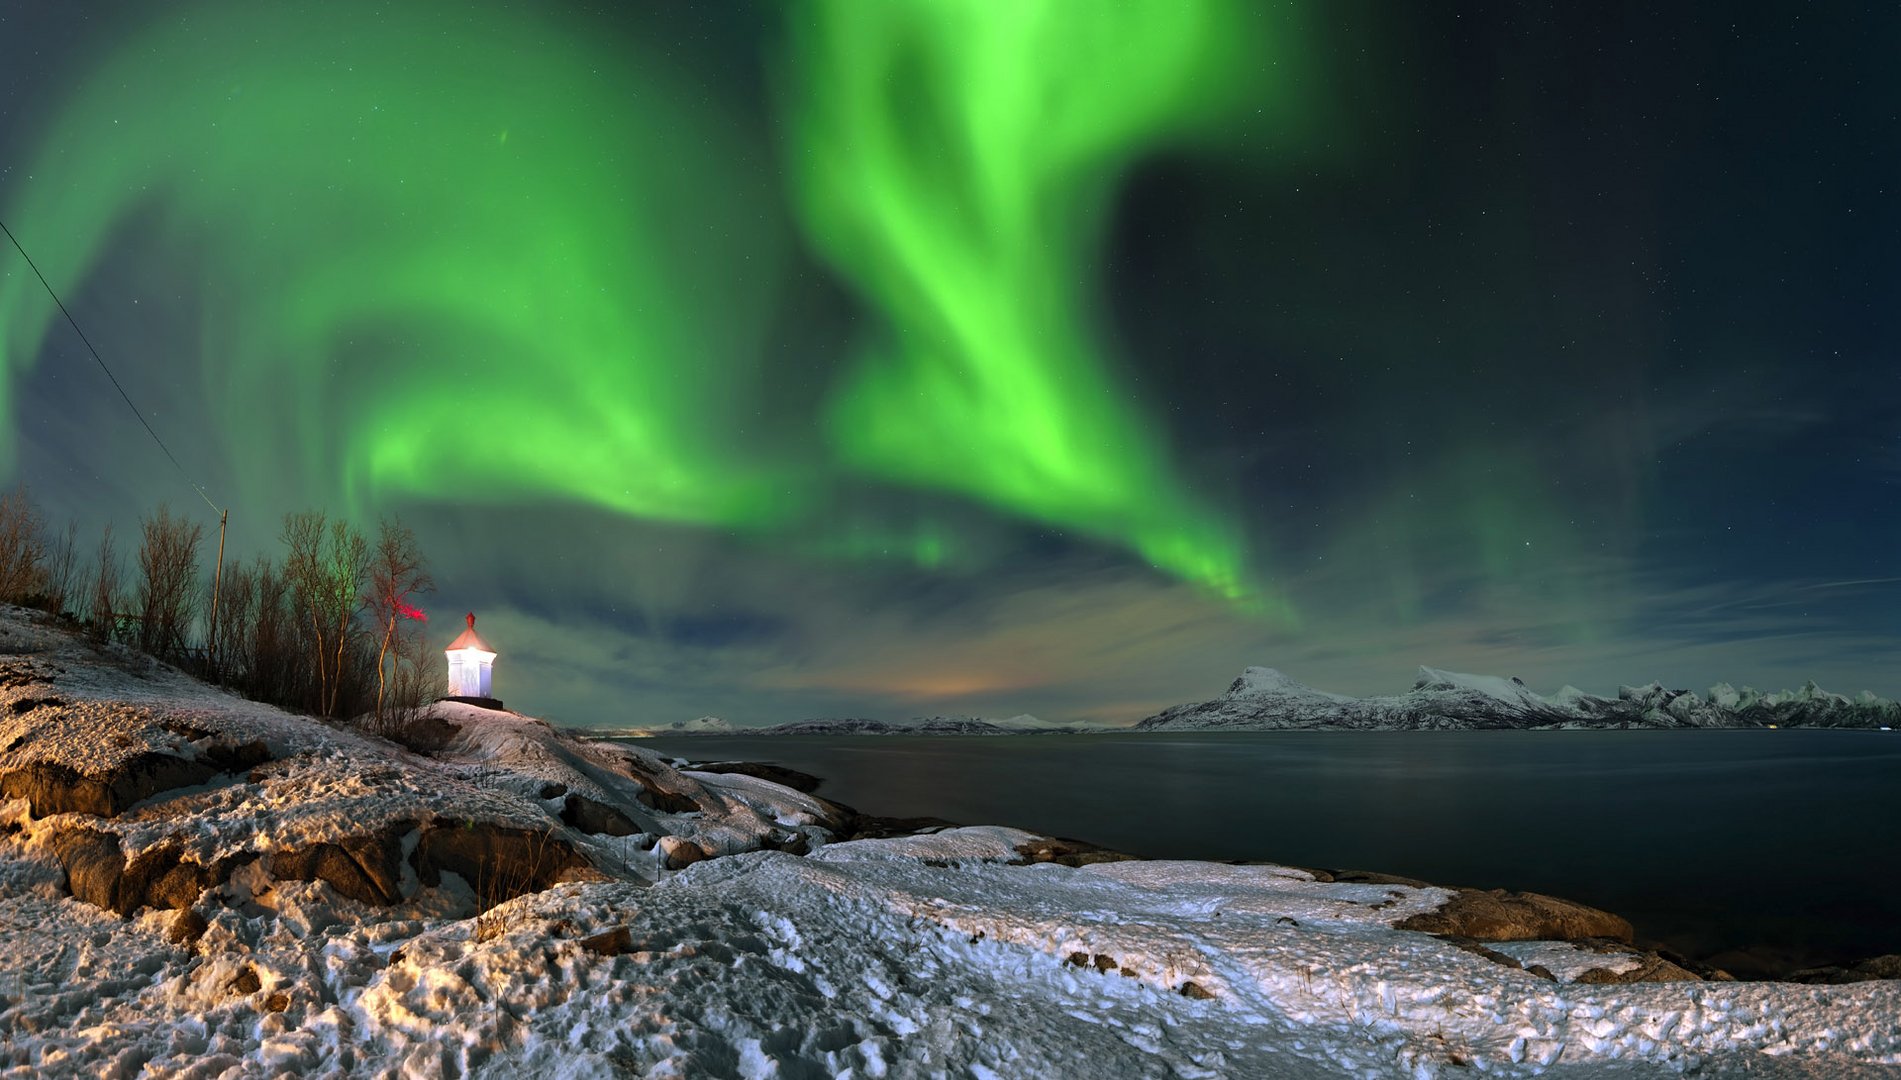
xmin=1137 ymin=665 xmax=1901 ymax=731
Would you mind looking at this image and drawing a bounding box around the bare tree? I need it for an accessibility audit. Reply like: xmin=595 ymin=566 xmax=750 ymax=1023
xmin=282 ymin=511 xmax=369 ymax=717
xmin=368 ymin=516 xmax=434 ymax=720
xmin=136 ymin=504 xmax=205 ymax=661
xmin=88 ymin=523 xmax=122 ymax=641
xmin=0 ymin=486 xmax=45 ymax=604
xmin=42 ymin=520 xmax=81 ymax=618
xmin=237 ymin=554 xmax=297 ymax=706
xmin=208 ymin=558 xmax=256 ymax=686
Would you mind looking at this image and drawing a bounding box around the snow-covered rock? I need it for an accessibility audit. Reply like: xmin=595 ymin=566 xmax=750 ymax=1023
xmin=0 ymin=605 xmax=846 ymax=923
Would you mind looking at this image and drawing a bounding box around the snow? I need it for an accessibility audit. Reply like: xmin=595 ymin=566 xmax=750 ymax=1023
xmin=684 ymin=769 xmax=834 ymax=829
xmin=0 ymin=606 xmax=1897 ymax=1077
xmin=1413 ymin=666 xmax=1548 ymax=707
xmin=1491 ymin=941 xmax=1647 ymax=983
xmin=5 ymin=832 xmax=1899 ymax=1077
xmin=1229 ymin=666 xmax=1354 ymax=703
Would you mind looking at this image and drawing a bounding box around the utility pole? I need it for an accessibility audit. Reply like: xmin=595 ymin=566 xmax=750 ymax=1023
xmin=207 ymin=508 xmax=228 ymax=678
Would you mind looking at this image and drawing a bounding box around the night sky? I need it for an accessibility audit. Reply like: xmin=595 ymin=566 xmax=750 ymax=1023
xmin=0 ymin=1 xmax=1895 ymax=728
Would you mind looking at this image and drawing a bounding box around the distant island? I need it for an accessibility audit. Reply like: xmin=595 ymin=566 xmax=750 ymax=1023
xmin=615 ymin=667 xmax=1901 ymax=736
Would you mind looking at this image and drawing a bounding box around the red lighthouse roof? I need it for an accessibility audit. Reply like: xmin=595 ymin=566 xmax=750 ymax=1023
xmin=446 ymin=612 xmax=493 ymax=653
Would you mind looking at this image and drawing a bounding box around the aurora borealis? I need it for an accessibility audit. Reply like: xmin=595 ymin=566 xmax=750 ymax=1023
xmin=0 ymin=1 xmax=1895 ymax=726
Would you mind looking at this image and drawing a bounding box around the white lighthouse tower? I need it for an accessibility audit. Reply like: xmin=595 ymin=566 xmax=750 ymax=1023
xmin=445 ymin=612 xmax=498 ymax=705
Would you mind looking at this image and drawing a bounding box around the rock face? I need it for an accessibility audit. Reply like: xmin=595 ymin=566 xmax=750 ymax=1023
xmin=48 ymin=828 xmax=216 ymax=915
xmin=1137 ymin=665 xmax=1901 ymax=731
xmin=1 ymin=740 xmax=271 ymax=817
xmin=269 ymin=823 xmax=413 ymax=906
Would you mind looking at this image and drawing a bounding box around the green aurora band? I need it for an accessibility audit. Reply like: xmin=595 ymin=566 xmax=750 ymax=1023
xmin=0 ymin=2 xmax=790 ymax=527
xmin=0 ymin=0 xmax=1297 ymax=609
xmin=784 ymin=0 xmax=1285 ymax=608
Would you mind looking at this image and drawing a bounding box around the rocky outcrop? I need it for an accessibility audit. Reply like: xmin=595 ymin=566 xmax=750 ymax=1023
xmin=269 ymin=823 xmax=413 ymax=906
xmin=1397 ymin=888 xmax=1634 ymax=944
xmin=48 ymin=828 xmax=213 ymax=915
xmin=1013 ymin=836 xmax=1140 ymax=868
xmin=47 ymin=813 xmax=598 ymax=916
xmin=0 ymin=738 xmax=270 ymax=818
xmin=560 ymin=793 xmax=641 ymax=836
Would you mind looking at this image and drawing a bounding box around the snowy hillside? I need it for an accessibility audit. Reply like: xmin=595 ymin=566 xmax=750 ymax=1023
xmin=0 ymin=606 xmax=1896 ymax=1076
xmin=1139 ymin=664 xmax=1901 ymax=731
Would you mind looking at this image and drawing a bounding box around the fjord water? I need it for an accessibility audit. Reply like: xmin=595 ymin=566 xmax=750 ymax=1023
xmin=634 ymin=730 xmax=1901 ymax=975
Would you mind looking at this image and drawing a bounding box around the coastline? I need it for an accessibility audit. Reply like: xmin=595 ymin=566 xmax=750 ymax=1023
xmin=665 ymin=740 xmax=1901 ymax=985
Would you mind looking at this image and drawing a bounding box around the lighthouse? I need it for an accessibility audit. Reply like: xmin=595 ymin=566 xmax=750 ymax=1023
xmin=445 ymin=612 xmax=500 ymax=707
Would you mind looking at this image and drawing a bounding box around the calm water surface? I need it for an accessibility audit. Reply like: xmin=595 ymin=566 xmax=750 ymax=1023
xmin=628 ymin=730 xmax=1901 ymax=972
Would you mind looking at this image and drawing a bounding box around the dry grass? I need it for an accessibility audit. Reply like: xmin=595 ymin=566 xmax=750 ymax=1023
xmin=473 ymin=826 xmax=559 ymax=943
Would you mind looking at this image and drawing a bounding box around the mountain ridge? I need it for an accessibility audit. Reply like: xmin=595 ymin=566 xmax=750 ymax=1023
xmin=1137 ymin=665 xmax=1901 ymax=731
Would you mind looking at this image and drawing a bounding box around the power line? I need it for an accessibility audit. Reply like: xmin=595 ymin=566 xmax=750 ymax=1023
xmin=0 ymin=217 xmax=220 ymax=513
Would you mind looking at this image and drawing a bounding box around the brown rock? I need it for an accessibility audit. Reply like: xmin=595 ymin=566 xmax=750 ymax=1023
xmin=560 ymin=794 xmax=641 ymax=837
xmin=581 ymin=927 xmax=634 ymax=956
xmin=136 ymin=848 xmax=211 ymax=910
xmin=632 ymin=782 xmax=700 ymax=815
xmin=1396 ymin=888 xmax=1634 ymax=944
xmin=48 ymin=827 xmax=137 ymax=913
xmin=168 ymin=908 xmax=209 ymax=946
xmin=1014 ymin=836 xmax=1140 ymax=868
xmin=269 ymin=824 xmax=412 ymax=905
xmin=231 ymin=968 xmax=261 ymax=995
xmin=657 ymin=835 xmax=706 ymax=871
xmin=50 ymin=831 xmax=210 ymax=915
xmin=1179 ymin=981 xmax=1215 ymax=1000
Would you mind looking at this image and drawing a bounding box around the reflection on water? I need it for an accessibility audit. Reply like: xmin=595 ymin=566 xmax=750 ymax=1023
xmin=628 ymin=730 xmax=1901 ymax=972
